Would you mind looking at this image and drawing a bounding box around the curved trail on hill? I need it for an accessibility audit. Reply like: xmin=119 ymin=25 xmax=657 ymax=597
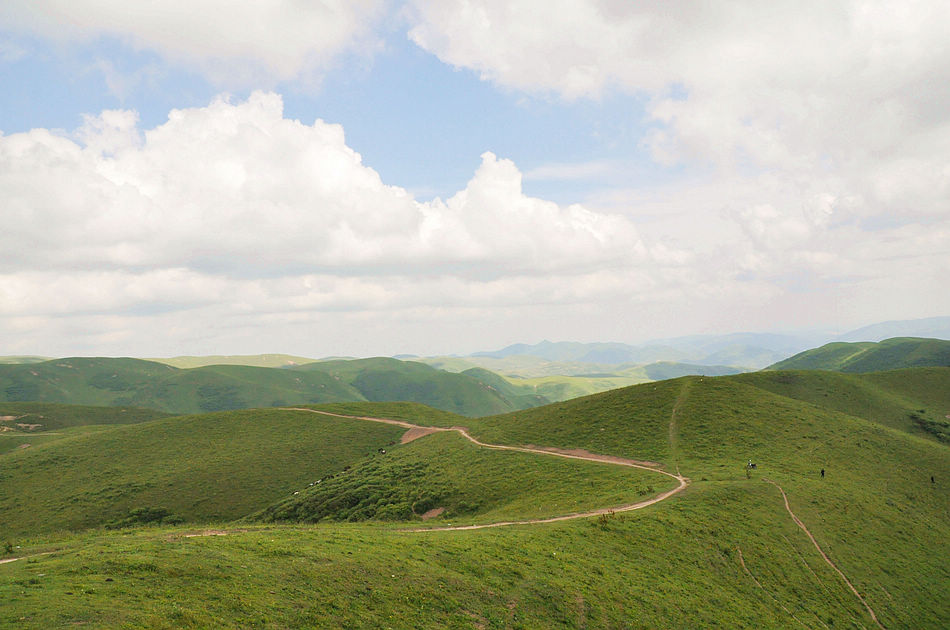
xmin=285 ymin=408 xmax=689 ymax=530
xmin=764 ymin=479 xmax=884 ymax=629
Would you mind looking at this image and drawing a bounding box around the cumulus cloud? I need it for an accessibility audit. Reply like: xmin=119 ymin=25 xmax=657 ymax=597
xmin=0 ymin=92 xmax=643 ymax=277
xmin=1 ymin=92 xmax=669 ymax=354
xmin=408 ymin=1 xmax=950 ymax=225
xmin=0 ymin=0 xmax=386 ymax=83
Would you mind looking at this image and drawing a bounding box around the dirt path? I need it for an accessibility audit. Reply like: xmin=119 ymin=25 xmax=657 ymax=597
xmin=764 ymin=479 xmax=884 ymax=629
xmin=285 ymin=408 xmax=689 ymax=530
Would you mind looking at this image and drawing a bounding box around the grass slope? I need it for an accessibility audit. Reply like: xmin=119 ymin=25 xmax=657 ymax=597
xmin=257 ymin=430 xmax=672 ymax=525
xmin=0 ymin=402 xmax=172 ymax=455
xmin=734 ymin=368 xmax=950 ymax=443
xmin=463 ymin=372 xmax=950 ymax=628
xmin=1 ymin=371 xmax=948 ymax=628
xmin=0 ymin=408 xmax=405 ymax=536
xmin=769 ymin=337 xmax=950 ymax=372
xmin=0 ymin=357 xmax=545 ymax=416
xmin=297 ymin=357 xmax=547 ymax=416
xmin=0 ymin=402 xmax=170 ymax=431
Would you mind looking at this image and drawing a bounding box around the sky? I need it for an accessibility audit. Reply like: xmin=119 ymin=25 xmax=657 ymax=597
xmin=1 ymin=1 xmax=948 ymax=358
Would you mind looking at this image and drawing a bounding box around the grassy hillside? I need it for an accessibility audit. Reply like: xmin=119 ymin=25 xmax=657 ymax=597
xmin=0 ymin=408 xmax=406 ymax=536
xmin=0 ymin=401 xmax=170 ymax=431
xmin=2 ymin=371 xmax=948 ymax=628
xmin=462 ymin=372 xmax=950 ymax=628
xmin=297 ymin=357 xmax=548 ymax=416
xmin=0 ymin=357 xmax=545 ymax=417
xmin=257 ymin=430 xmax=673 ymax=525
xmin=0 ymin=402 xmax=171 ymax=455
xmin=768 ymin=337 xmax=950 ymax=372
xmin=734 ymin=368 xmax=950 ymax=443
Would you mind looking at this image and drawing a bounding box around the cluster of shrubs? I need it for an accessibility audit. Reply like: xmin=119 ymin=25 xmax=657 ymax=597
xmin=106 ymin=507 xmax=184 ymax=529
xmin=909 ymin=409 xmax=950 ymax=443
xmin=260 ymin=459 xmax=473 ymax=523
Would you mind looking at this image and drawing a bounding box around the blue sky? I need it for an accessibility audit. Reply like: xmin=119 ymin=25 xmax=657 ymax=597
xmin=1 ymin=1 xmax=948 ymax=358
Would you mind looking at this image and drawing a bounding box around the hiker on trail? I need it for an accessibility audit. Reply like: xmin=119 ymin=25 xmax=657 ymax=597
xmin=821 ymin=468 xmax=825 ymax=479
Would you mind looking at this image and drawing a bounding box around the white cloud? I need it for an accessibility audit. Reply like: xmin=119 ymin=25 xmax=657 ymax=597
xmin=408 ymin=0 xmax=950 ymax=220
xmin=1 ymin=92 xmax=675 ymax=354
xmin=0 ymin=0 xmax=386 ymax=84
xmin=0 ymin=92 xmax=643 ymax=277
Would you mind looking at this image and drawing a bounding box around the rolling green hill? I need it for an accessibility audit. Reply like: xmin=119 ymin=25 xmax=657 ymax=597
xmin=0 ymin=356 xmax=548 ymax=417
xmin=296 ymin=357 xmax=548 ymax=416
xmin=768 ymin=337 xmax=950 ymax=372
xmin=0 ymin=407 xmax=413 ymax=535
xmin=0 ymin=402 xmax=172 ymax=455
xmin=0 ymin=401 xmax=170 ymax=431
xmin=2 ymin=369 xmax=948 ymax=628
xmin=733 ymin=368 xmax=950 ymax=443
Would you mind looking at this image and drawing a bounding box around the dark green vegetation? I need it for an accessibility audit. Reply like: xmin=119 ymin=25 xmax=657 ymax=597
xmin=0 ymin=401 xmax=170 ymax=431
xmin=768 ymin=337 xmax=950 ymax=372
xmin=0 ymin=356 xmax=547 ymax=417
xmin=298 ymin=358 xmax=547 ymax=415
xmin=2 ymin=368 xmax=948 ymax=628
xmin=0 ymin=408 xmax=404 ymax=536
xmin=258 ymin=430 xmax=669 ymax=525
xmin=0 ymin=402 xmax=171 ymax=454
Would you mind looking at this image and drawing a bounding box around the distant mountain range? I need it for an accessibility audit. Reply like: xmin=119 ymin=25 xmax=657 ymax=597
xmin=467 ymin=316 xmax=950 ymax=370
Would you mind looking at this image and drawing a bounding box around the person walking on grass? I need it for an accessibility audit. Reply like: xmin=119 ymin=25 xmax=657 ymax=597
xmin=821 ymin=468 xmax=825 ymax=479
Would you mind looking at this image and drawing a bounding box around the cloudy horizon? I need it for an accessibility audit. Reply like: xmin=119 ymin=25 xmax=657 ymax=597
xmin=1 ymin=1 xmax=948 ymax=358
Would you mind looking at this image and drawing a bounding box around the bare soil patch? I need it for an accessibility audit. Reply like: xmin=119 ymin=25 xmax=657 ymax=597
xmin=400 ymin=427 xmax=441 ymax=443
xmin=420 ymin=507 xmax=446 ymax=520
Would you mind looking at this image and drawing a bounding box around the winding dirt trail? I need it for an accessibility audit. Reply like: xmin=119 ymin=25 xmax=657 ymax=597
xmin=764 ymin=479 xmax=884 ymax=629
xmin=285 ymin=408 xmax=689 ymax=530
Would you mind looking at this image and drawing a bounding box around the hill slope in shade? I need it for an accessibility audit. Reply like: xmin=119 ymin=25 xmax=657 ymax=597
xmin=0 ymin=401 xmax=170 ymax=431
xmin=296 ymin=357 xmax=548 ymax=416
xmin=0 ymin=406 xmax=413 ymax=535
xmin=767 ymin=337 xmax=950 ymax=372
xmin=0 ymin=356 xmax=547 ymax=416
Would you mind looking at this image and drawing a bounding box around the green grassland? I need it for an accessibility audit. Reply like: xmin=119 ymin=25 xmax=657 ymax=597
xmin=768 ymin=337 xmax=950 ymax=372
xmin=0 ymin=408 xmax=405 ymax=536
xmin=257 ymin=430 xmax=672 ymax=526
xmin=0 ymin=401 xmax=170 ymax=431
xmin=1 ymin=369 xmax=948 ymax=628
xmin=0 ymin=402 xmax=171 ymax=455
xmin=297 ymin=357 xmax=548 ymax=415
xmin=733 ymin=368 xmax=950 ymax=443
xmin=0 ymin=356 xmax=547 ymax=417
